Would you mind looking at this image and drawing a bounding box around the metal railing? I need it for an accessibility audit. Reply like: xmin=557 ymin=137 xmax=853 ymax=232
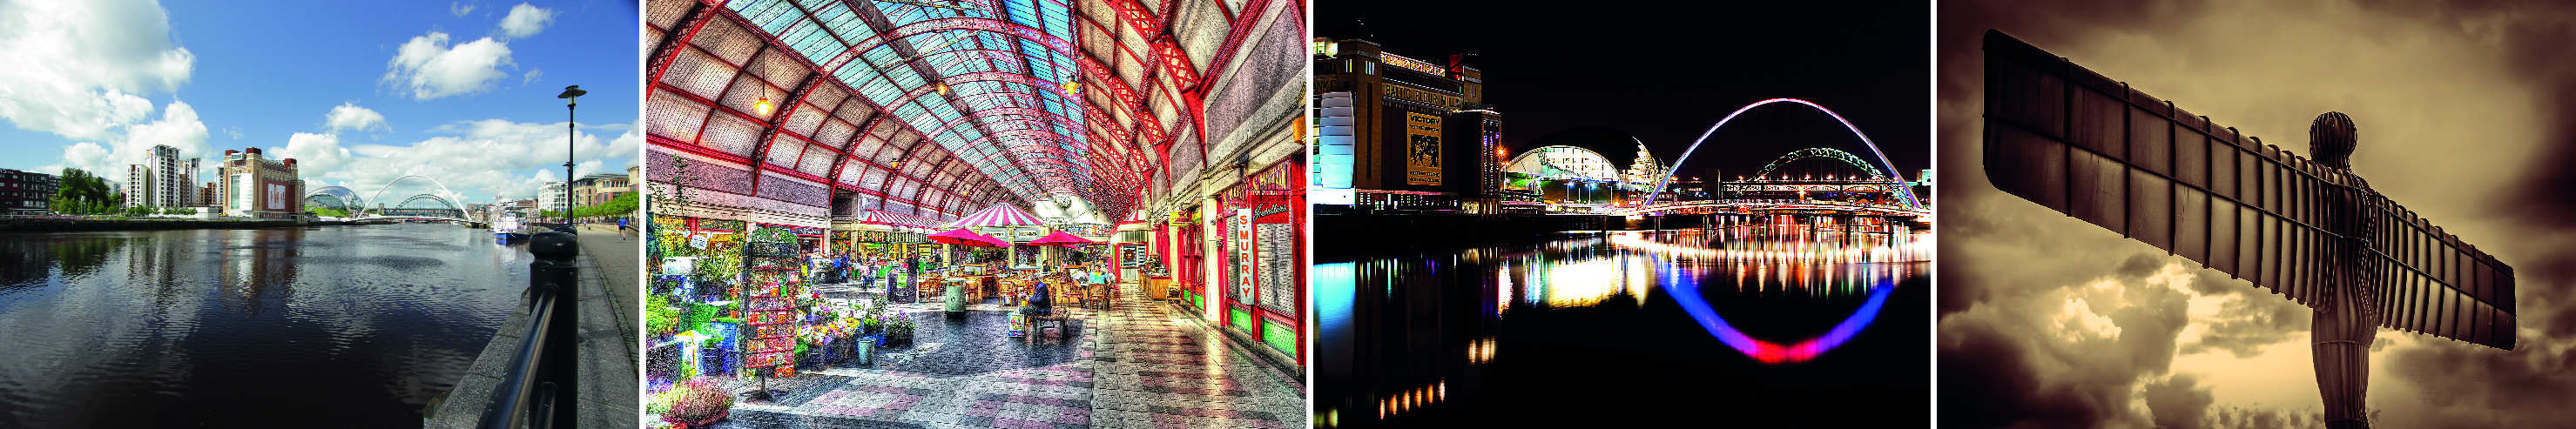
xmin=480 ymin=231 xmax=579 ymax=429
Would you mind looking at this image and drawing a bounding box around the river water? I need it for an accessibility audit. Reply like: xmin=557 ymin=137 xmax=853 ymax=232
xmin=1315 ymin=222 xmax=1932 ymax=427
xmin=0 ymin=224 xmax=528 ymax=427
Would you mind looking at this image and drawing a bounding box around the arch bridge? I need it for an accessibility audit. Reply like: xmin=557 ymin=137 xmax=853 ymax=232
xmin=1643 ymin=98 xmax=1923 ymax=210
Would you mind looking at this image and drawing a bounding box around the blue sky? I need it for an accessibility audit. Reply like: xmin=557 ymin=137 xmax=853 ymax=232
xmin=0 ymin=0 xmax=640 ymax=208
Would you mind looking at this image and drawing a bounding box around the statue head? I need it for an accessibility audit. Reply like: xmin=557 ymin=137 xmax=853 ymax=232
xmin=2310 ymin=111 xmax=2357 ymax=169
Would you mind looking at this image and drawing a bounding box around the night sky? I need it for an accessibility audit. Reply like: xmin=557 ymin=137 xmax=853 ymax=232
xmin=1316 ymin=2 xmax=1931 ymax=183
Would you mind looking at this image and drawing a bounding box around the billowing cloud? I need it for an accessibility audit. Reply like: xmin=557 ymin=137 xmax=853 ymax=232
xmin=2144 ymin=373 xmax=2217 ymax=429
xmin=272 ymin=132 xmax=352 ymax=178
xmin=57 ymin=100 xmax=208 ymax=178
xmin=496 ymin=3 xmax=553 ymax=40
xmin=0 ymin=0 xmax=193 ymax=141
xmin=324 ymin=103 xmax=390 ymax=133
xmin=321 ymin=119 xmax=635 ymax=204
xmin=382 ymin=31 xmax=515 ymax=100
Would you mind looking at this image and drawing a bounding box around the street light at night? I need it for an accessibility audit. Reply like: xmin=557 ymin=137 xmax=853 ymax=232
xmin=556 ymin=84 xmax=585 ymax=225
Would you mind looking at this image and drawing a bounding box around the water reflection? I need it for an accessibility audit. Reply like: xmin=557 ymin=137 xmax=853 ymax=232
xmin=0 ymin=225 xmax=527 ymax=427
xmin=1317 ymin=222 xmax=1929 ymax=427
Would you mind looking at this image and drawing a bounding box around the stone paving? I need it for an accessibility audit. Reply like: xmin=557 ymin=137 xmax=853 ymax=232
xmin=691 ymin=284 xmax=1306 ymax=428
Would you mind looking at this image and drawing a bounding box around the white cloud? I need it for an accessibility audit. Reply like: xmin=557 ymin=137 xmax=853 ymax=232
xmin=522 ymin=69 xmax=543 ymax=86
xmin=122 ymin=99 xmax=207 ymax=157
xmin=496 ymin=3 xmax=553 ymax=40
xmin=57 ymin=100 xmax=208 ymax=178
xmin=324 ymin=102 xmax=390 ymax=133
xmin=61 ymin=142 xmax=111 ymax=174
xmin=0 ymin=0 xmax=194 ymax=140
xmin=448 ymin=2 xmax=475 ymax=17
xmin=222 ymin=126 xmax=242 ymax=140
xmin=382 ymin=31 xmax=515 ymax=100
xmin=316 ymin=118 xmax=635 ymax=204
xmin=272 ymin=132 xmax=352 ymax=178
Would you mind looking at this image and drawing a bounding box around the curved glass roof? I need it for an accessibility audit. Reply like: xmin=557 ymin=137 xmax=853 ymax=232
xmin=649 ymin=0 xmax=1287 ymax=220
xmin=728 ymin=0 xmax=1087 ymax=201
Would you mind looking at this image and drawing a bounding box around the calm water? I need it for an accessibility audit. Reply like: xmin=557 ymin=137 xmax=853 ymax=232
xmin=0 ymin=224 xmax=528 ymax=427
xmin=1316 ymin=222 xmax=1932 ymax=427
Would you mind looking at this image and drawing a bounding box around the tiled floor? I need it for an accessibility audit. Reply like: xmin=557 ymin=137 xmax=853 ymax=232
xmin=689 ymin=285 xmax=1305 ymax=429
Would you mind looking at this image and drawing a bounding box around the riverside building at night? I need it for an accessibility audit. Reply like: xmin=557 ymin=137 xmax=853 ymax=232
xmin=1310 ymin=37 xmax=1504 ymax=213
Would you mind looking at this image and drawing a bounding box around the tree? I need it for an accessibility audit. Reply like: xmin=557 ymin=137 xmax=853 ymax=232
xmin=51 ymin=168 xmax=114 ymax=215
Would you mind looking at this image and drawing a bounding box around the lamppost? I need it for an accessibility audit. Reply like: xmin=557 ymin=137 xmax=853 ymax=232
xmin=556 ymin=85 xmax=586 ymax=225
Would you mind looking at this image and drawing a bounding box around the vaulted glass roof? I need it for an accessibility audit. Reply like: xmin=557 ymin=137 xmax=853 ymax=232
xmin=649 ymin=0 xmax=1291 ymax=220
xmin=726 ymin=0 xmax=1088 ymax=202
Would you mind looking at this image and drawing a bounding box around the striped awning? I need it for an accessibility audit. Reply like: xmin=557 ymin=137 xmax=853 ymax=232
xmin=858 ymin=210 xmax=945 ymax=229
xmin=945 ymin=204 xmax=1045 ymax=228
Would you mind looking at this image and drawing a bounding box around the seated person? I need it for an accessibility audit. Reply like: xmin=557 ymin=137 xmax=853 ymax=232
xmin=1021 ymin=281 xmax=1053 ymax=317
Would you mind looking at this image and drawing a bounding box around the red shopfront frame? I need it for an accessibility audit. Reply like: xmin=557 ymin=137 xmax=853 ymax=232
xmin=1218 ymin=158 xmax=1305 ymax=363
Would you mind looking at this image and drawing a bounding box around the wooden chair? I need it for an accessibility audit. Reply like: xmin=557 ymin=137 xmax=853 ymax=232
xmin=1082 ymin=284 xmax=1109 ymax=310
xmin=915 ymin=278 xmax=942 ymax=302
xmin=1049 ymin=279 xmax=1082 ymax=310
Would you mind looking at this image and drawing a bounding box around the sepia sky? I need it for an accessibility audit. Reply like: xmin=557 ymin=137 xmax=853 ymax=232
xmin=1939 ymin=0 xmax=2576 ymax=427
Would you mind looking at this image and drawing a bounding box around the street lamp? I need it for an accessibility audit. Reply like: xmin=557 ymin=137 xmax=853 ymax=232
xmin=556 ymin=84 xmax=585 ymax=225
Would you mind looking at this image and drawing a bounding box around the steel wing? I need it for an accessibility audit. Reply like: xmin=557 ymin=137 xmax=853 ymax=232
xmin=1979 ymin=30 xmax=2513 ymax=350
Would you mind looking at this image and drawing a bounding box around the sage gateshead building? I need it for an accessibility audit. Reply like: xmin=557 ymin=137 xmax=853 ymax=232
xmin=1309 ymin=37 xmax=1505 ymax=213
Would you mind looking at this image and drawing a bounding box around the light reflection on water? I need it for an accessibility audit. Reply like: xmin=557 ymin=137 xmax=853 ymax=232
xmin=0 ymin=225 xmax=526 ymax=427
xmin=1317 ymin=221 xmax=1929 ymax=427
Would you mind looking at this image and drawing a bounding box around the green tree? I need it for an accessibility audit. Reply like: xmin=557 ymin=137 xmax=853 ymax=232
xmin=51 ymin=168 xmax=115 ymax=214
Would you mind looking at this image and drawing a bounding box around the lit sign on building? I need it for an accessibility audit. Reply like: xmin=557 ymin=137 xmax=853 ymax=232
xmin=1378 ymin=53 xmax=1446 ymax=76
xmin=1404 ymin=112 xmax=1443 ymax=186
xmin=1381 ymin=84 xmax=1460 ymax=108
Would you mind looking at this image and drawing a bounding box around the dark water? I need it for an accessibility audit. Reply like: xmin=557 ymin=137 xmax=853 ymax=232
xmin=1315 ymin=223 xmax=1932 ymax=427
xmin=0 ymin=224 xmax=529 ymax=428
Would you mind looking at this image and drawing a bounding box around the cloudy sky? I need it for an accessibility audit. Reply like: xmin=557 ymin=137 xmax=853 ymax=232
xmin=0 ymin=0 xmax=639 ymax=208
xmin=1939 ymin=0 xmax=2576 ymax=427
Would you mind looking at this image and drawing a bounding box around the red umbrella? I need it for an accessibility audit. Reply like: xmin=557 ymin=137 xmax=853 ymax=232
xmin=929 ymin=228 xmax=1008 ymax=247
xmin=1028 ymin=231 xmax=1096 ymax=247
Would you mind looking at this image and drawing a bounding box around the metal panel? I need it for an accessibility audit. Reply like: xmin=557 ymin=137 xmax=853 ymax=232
xmin=2129 ymin=107 xmax=2171 ymax=176
xmin=2208 ymin=137 xmax=2235 ymax=200
xmin=2069 ymin=149 xmax=2126 ymax=235
xmin=2070 ymin=88 xmax=2127 ymax=163
xmin=2175 ymin=185 xmax=2209 ymax=264
xmin=1987 ymin=124 xmax=2067 ymax=211
xmin=2208 ymin=198 xmax=2237 ymax=275
xmin=2129 ymin=168 xmax=2172 ymax=251
xmin=1982 ymin=42 xmax=2064 ymax=138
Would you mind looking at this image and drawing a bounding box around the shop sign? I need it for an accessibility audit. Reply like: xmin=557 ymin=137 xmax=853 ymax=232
xmin=747 ymin=226 xmax=797 ymax=243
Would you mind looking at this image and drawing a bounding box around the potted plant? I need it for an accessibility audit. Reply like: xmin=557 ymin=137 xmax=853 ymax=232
xmin=883 ymin=313 xmax=915 ymax=346
xmin=661 ymin=377 xmax=733 ymax=427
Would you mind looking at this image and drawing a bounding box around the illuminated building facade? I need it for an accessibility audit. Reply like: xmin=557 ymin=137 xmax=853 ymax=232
xmin=1311 ymin=37 xmax=1504 ymax=212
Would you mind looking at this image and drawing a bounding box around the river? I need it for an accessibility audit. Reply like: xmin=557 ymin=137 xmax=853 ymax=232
xmin=0 ymin=223 xmax=528 ymax=427
xmin=1315 ymin=222 xmax=1932 ymax=427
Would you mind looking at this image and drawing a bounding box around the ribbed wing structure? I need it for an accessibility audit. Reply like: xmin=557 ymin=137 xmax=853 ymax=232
xmin=1979 ymin=30 xmax=2513 ymax=350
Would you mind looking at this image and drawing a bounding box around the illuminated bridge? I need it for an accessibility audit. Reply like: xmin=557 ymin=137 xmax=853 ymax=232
xmin=1616 ymin=98 xmax=1926 ymax=219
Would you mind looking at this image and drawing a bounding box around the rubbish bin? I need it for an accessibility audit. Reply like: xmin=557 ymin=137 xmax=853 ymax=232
xmin=945 ymin=285 xmax=966 ymax=313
